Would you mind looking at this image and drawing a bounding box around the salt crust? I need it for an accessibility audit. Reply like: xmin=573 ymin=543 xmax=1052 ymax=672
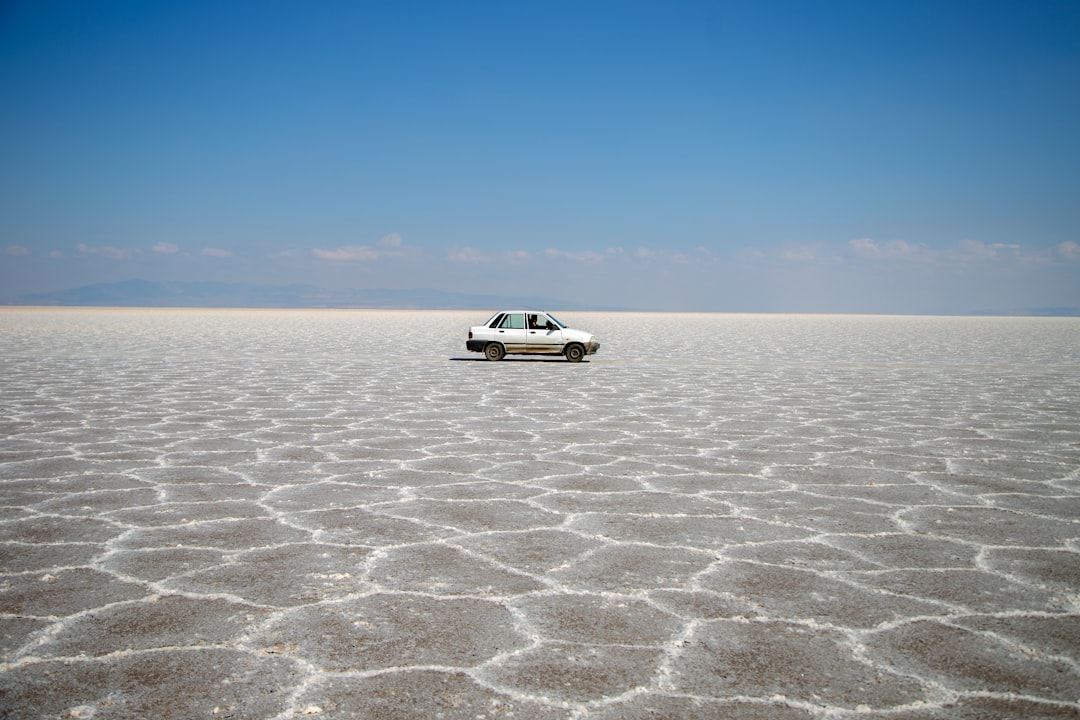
xmin=1 ymin=309 xmax=1079 ymax=718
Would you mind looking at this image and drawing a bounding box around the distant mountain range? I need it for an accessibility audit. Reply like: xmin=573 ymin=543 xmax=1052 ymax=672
xmin=2 ymin=279 xmax=610 ymax=311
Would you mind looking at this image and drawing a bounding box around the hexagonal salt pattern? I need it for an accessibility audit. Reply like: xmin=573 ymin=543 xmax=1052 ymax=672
xmin=2 ymin=309 xmax=1079 ymax=719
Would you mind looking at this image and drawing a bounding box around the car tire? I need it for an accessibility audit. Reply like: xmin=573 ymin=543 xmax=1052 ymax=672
xmin=485 ymin=343 xmax=506 ymax=361
xmin=564 ymin=343 xmax=585 ymax=363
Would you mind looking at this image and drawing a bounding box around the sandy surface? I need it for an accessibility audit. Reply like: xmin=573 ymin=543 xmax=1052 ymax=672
xmin=1 ymin=308 xmax=1078 ymax=719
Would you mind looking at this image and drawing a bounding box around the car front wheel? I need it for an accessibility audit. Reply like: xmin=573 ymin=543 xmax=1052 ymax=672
xmin=564 ymin=343 xmax=585 ymax=363
xmin=485 ymin=343 xmax=506 ymax=361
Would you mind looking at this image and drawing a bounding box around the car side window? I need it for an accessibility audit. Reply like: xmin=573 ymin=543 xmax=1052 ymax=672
xmin=527 ymin=314 xmax=544 ymax=329
xmin=489 ymin=313 xmax=505 ymax=328
xmin=499 ymin=313 xmax=524 ymax=329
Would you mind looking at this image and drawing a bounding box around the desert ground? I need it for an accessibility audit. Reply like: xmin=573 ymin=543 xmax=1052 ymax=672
xmin=1 ymin=308 xmax=1078 ymax=719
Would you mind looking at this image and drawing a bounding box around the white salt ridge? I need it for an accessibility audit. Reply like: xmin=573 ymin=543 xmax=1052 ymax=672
xmin=0 ymin=309 xmax=1078 ymax=719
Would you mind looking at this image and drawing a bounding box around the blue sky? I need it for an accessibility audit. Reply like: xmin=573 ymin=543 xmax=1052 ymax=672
xmin=2 ymin=0 xmax=1078 ymax=313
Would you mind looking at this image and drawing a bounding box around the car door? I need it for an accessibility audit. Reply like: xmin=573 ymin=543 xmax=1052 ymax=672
xmin=495 ymin=312 xmax=527 ymax=353
xmin=526 ymin=312 xmax=563 ymax=353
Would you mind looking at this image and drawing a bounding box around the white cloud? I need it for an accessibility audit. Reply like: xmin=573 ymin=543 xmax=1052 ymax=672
xmin=952 ymin=238 xmax=1022 ymax=261
xmin=1056 ymin=241 xmax=1080 ymax=261
xmin=313 ymin=245 xmax=379 ymax=261
xmin=201 ymin=247 xmax=233 ymax=258
xmin=848 ymin=237 xmax=931 ymax=261
xmin=75 ymin=243 xmax=138 ymax=259
xmin=780 ymin=243 xmax=826 ymax=262
xmin=849 ymin=237 xmax=1049 ymax=266
xmin=153 ymin=242 xmax=179 ymax=254
xmin=634 ymin=247 xmax=655 ymax=259
xmin=544 ymin=248 xmax=605 ymax=263
xmin=105 ymin=247 xmax=135 ymax=259
xmin=313 ymin=234 xmax=418 ymax=262
xmin=447 ymin=247 xmax=489 ymax=263
xmin=4 ymin=245 xmax=29 ymax=256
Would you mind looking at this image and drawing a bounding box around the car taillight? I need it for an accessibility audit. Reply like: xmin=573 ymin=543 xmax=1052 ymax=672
xmin=468 ymin=331 xmax=473 ymax=339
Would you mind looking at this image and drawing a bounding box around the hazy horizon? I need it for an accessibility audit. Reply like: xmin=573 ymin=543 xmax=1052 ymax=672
xmin=5 ymin=278 xmax=1080 ymax=316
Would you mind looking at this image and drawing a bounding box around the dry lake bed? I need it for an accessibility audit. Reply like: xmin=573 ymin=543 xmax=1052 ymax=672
xmin=1 ymin=308 xmax=1078 ymax=719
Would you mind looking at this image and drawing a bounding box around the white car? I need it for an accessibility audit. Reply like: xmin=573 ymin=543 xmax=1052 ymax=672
xmin=466 ymin=311 xmax=600 ymax=362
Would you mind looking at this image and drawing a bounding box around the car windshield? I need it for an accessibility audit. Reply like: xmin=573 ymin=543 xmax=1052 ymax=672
xmin=544 ymin=313 xmax=567 ymax=329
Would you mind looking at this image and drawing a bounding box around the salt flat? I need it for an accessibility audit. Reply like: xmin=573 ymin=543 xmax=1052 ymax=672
xmin=1 ymin=308 xmax=1078 ymax=719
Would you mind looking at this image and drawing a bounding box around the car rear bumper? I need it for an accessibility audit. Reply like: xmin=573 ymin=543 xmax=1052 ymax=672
xmin=466 ymin=339 xmax=486 ymax=352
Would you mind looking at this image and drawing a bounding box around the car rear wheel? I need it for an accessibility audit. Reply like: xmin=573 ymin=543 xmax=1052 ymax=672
xmin=485 ymin=343 xmax=506 ymax=361
xmin=564 ymin=343 xmax=585 ymax=363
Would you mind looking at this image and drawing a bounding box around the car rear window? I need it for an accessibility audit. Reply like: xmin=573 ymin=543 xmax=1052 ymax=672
xmin=499 ymin=313 xmax=525 ymax=329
